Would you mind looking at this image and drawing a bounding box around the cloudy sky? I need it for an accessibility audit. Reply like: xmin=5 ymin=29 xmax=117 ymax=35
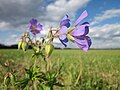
xmin=0 ymin=0 xmax=120 ymax=48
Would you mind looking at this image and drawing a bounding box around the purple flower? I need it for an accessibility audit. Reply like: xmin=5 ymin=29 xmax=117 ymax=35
xmin=70 ymin=22 xmax=91 ymax=52
xmin=60 ymin=15 xmax=70 ymax=28
xmin=58 ymin=10 xmax=92 ymax=51
xmin=29 ymin=18 xmax=43 ymax=35
xmin=58 ymin=15 xmax=70 ymax=47
xmin=65 ymin=10 xmax=91 ymax=52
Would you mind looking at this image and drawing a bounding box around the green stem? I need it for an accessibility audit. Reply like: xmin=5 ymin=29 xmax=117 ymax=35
xmin=33 ymin=57 xmax=37 ymax=70
xmin=45 ymin=57 xmax=51 ymax=72
xmin=45 ymin=59 xmax=48 ymax=72
xmin=34 ymin=35 xmax=36 ymax=44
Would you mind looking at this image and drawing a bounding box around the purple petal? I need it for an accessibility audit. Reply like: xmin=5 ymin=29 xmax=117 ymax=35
xmin=58 ymin=26 xmax=68 ymax=40
xmin=30 ymin=30 xmax=38 ymax=35
xmin=74 ymin=10 xmax=88 ymax=26
xmin=35 ymin=30 xmax=40 ymax=34
xmin=74 ymin=36 xmax=90 ymax=52
xmin=81 ymin=22 xmax=89 ymax=25
xmin=37 ymin=23 xmax=43 ymax=31
xmin=29 ymin=25 xmax=32 ymax=30
xmin=62 ymin=15 xmax=69 ymax=21
xmin=87 ymin=36 xmax=92 ymax=47
xmin=60 ymin=19 xmax=70 ymax=28
xmin=70 ymin=23 xmax=89 ymax=36
xmin=62 ymin=37 xmax=68 ymax=43
xmin=30 ymin=18 xmax=37 ymax=25
xmin=59 ymin=37 xmax=68 ymax=47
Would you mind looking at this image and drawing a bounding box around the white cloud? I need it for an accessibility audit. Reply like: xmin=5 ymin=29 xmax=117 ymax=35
xmin=91 ymin=9 xmax=120 ymax=25
xmin=46 ymin=0 xmax=90 ymax=21
xmin=90 ymin=23 xmax=120 ymax=48
xmin=0 ymin=21 xmax=11 ymax=29
xmin=11 ymin=34 xmax=18 ymax=38
xmin=40 ymin=0 xmax=90 ymax=46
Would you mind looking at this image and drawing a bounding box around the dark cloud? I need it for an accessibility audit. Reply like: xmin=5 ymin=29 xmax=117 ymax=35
xmin=0 ymin=0 xmax=53 ymax=27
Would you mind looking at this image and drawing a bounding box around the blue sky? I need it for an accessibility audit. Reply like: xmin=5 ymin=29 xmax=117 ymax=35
xmin=0 ymin=0 xmax=120 ymax=48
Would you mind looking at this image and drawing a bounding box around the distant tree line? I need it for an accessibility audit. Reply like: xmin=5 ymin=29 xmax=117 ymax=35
xmin=0 ymin=44 xmax=18 ymax=49
xmin=0 ymin=44 xmax=120 ymax=50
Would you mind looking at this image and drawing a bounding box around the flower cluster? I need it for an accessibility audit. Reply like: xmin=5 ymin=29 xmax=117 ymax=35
xmin=18 ymin=10 xmax=92 ymax=63
xmin=26 ymin=10 xmax=91 ymax=52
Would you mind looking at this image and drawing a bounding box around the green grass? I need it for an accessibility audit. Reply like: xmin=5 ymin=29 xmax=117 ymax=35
xmin=0 ymin=49 xmax=120 ymax=89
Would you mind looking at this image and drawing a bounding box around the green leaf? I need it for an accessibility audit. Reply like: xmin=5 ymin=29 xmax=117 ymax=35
xmin=4 ymin=77 xmax=10 ymax=87
xmin=10 ymin=74 xmax=14 ymax=84
xmin=39 ymin=84 xmax=51 ymax=90
xmin=10 ymin=74 xmax=16 ymax=90
xmin=21 ymin=78 xmax=30 ymax=89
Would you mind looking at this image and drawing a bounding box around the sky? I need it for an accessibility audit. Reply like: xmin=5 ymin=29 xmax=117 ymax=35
xmin=0 ymin=0 xmax=120 ymax=48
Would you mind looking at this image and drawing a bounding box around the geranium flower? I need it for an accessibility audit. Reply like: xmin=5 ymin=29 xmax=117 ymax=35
xmin=29 ymin=18 xmax=43 ymax=35
xmin=68 ymin=10 xmax=91 ymax=52
xmin=58 ymin=10 xmax=92 ymax=51
xmin=69 ymin=22 xmax=92 ymax=52
xmin=58 ymin=15 xmax=70 ymax=47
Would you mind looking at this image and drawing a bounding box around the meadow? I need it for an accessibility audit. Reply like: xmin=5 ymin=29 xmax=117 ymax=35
xmin=0 ymin=49 xmax=120 ymax=90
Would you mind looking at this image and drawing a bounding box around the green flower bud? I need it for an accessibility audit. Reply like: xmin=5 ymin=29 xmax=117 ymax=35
xmin=67 ymin=34 xmax=75 ymax=42
xmin=18 ymin=41 xmax=22 ymax=50
xmin=45 ymin=44 xmax=54 ymax=58
xmin=28 ymin=40 xmax=31 ymax=45
xmin=23 ymin=32 xmax=29 ymax=37
xmin=22 ymin=42 xmax=28 ymax=51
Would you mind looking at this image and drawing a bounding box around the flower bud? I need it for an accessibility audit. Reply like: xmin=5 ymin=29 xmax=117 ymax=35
xmin=45 ymin=44 xmax=54 ymax=58
xmin=28 ymin=40 xmax=32 ymax=45
xmin=67 ymin=34 xmax=75 ymax=42
xmin=18 ymin=41 xmax=22 ymax=50
xmin=23 ymin=32 xmax=29 ymax=37
xmin=22 ymin=42 xmax=28 ymax=51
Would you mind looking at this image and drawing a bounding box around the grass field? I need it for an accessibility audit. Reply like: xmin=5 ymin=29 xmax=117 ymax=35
xmin=0 ymin=49 xmax=120 ymax=90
